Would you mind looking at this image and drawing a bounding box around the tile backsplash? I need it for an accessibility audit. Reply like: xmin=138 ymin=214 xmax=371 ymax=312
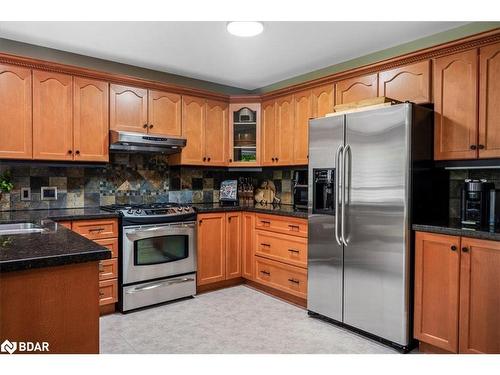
xmin=0 ymin=154 xmax=303 ymax=211
xmin=448 ymin=168 xmax=500 ymax=219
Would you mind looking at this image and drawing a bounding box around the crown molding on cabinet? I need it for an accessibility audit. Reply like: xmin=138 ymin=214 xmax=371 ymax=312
xmin=0 ymin=51 xmax=230 ymax=102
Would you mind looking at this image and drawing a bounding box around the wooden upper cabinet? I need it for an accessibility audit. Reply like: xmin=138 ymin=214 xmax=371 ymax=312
xmin=225 ymin=212 xmax=242 ymax=280
xmin=378 ymin=60 xmax=431 ymax=103
xmin=479 ymin=42 xmax=500 ymax=159
xmin=197 ymin=213 xmax=226 ymax=286
xmin=434 ymin=49 xmax=478 ymax=160
xmin=179 ymin=95 xmax=205 ymax=164
xmin=241 ymin=212 xmax=255 ymax=280
xmin=32 ymin=70 xmax=73 ymax=161
xmin=293 ymin=90 xmax=312 ymax=165
xmin=0 ymin=64 xmax=32 ymax=159
xmin=205 ymin=100 xmax=228 ymax=166
xmin=414 ymin=232 xmax=461 ymax=353
xmin=261 ymin=100 xmax=276 ymax=166
xmin=335 ymin=73 xmax=378 ymax=105
xmin=148 ymin=90 xmax=182 ymax=137
xmin=275 ymin=95 xmax=295 ymax=166
xmin=73 ymin=77 xmax=109 ymax=162
xmin=459 ymin=238 xmax=500 ymax=354
xmin=109 ymin=84 xmax=147 ymax=133
xmin=311 ymin=84 xmax=334 ymax=118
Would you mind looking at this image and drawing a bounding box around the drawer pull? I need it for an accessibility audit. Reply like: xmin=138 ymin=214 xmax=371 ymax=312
xmin=288 ymin=278 xmax=300 ymax=284
xmin=260 ymin=220 xmax=270 ymax=225
xmin=260 ymin=243 xmax=271 ymax=248
xmin=260 ymin=270 xmax=271 ymax=276
xmin=99 ymin=291 xmax=104 ymax=297
xmin=288 ymin=248 xmax=300 ymax=254
xmin=89 ymin=227 xmax=105 ymax=232
xmin=288 ymin=224 xmax=300 ymax=231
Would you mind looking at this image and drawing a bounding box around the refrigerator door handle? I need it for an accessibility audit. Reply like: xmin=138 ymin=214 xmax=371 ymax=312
xmin=341 ymin=143 xmax=351 ymax=246
xmin=334 ymin=144 xmax=343 ymax=246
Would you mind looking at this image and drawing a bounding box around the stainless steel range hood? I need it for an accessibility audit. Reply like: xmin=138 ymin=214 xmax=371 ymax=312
xmin=109 ymin=130 xmax=186 ymax=154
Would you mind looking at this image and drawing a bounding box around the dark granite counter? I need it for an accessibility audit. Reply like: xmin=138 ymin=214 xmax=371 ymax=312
xmin=0 ymin=209 xmax=115 ymax=273
xmin=0 ymin=208 xmax=119 ymax=224
xmin=193 ymin=203 xmax=308 ymax=219
xmin=413 ymin=220 xmax=500 ymax=241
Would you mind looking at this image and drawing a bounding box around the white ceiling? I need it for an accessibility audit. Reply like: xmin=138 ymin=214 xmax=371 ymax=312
xmin=0 ymin=21 xmax=467 ymax=90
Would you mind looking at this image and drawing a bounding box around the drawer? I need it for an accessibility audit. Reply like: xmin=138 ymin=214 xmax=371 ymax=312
xmin=72 ymin=219 xmax=118 ymax=240
xmin=94 ymin=237 xmax=119 ymax=258
xmin=99 ymin=258 xmax=118 ymax=281
xmin=255 ymin=230 xmax=307 ymax=268
xmin=99 ymin=279 xmax=118 ymax=306
xmin=255 ymin=213 xmax=307 ymax=238
xmin=254 ymin=256 xmax=307 ymax=299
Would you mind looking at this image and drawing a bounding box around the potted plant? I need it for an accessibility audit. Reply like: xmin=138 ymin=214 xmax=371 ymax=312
xmin=0 ymin=170 xmax=14 ymax=201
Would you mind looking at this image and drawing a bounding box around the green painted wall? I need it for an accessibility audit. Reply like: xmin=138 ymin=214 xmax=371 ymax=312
xmin=1 ymin=22 xmax=499 ymax=96
xmin=0 ymin=37 xmax=251 ymax=95
xmin=254 ymin=22 xmax=500 ymax=94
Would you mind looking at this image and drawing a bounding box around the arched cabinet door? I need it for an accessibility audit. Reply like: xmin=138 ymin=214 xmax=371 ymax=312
xmin=148 ymin=90 xmax=182 ymax=137
xmin=434 ymin=49 xmax=478 ymax=160
xmin=479 ymin=42 xmax=500 ymax=159
xmin=335 ymin=73 xmax=378 ymax=105
xmin=378 ymin=60 xmax=431 ymax=104
xmin=33 ymin=70 xmax=73 ymax=161
xmin=73 ymin=77 xmax=109 ymax=162
xmin=180 ymin=95 xmax=206 ymax=164
xmin=0 ymin=64 xmax=32 ymax=159
xmin=205 ymin=99 xmax=228 ymax=166
xmin=109 ymin=84 xmax=147 ymax=133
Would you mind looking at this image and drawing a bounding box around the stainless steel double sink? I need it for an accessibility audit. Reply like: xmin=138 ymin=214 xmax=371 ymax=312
xmin=0 ymin=222 xmax=47 ymax=235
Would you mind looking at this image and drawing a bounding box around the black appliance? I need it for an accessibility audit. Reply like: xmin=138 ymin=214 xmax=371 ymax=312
xmin=312 ymin=168 xmax=335 ymax=214
xmin=293 ymin=170 xmax=308 ymax=209
xmin=461 ymin=179 xmax=496 ymax=228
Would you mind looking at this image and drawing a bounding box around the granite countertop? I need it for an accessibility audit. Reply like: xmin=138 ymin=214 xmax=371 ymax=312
xmin=0 ymin=209 xmax=116 ymax=273
xmin=193 ymin=203 xmax=308 ymax=219
xmin=413 ymin=219 xmax=500 ymax=241
xmin=0 ymin=208 xmax=119 ymax=224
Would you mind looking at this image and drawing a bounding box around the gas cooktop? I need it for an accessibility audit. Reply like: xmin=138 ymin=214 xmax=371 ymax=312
xmin=100 ymin=202 xmax=195 ymax=219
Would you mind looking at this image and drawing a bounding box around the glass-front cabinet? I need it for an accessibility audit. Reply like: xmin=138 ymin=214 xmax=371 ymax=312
xmin=228 ymin=103 xmax=261 ymax=166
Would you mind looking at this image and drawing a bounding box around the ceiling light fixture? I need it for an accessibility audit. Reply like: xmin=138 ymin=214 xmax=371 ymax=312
xmin=226 ymin=21 xmax=264 ymax=37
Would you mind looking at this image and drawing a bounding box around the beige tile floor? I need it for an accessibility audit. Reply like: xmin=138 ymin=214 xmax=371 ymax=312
xmin=100 ymin=285 xmax=399 ymax=354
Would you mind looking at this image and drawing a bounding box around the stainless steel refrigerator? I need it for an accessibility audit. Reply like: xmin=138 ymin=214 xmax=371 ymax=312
xmin=307 ymin=103 xmax=441 ymax=352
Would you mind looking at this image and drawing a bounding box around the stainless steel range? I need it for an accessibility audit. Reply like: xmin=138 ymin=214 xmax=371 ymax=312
xmin=101 ymin=203 xmax=197 ymax=312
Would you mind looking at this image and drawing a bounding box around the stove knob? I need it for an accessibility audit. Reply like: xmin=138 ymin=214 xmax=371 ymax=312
xmin=176 ymin=207 xmax=183 ymax=212
xmin=135 ymin=209 xmax=142 ymax=215
xmin=127 ymin=209 xmax=134 ymax=215
xmin=184 ymin=206 xmax=191 ymax=212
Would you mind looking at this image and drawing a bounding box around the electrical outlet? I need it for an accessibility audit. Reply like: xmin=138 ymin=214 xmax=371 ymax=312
xmin=20 ymin=187 xmax=31 ymax=201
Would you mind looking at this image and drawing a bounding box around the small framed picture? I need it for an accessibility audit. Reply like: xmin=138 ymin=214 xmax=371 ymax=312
xmin=41 ymin=186 xmax=58 ymax=201
xmin=20 ymin=187 xmax=31 ymax=201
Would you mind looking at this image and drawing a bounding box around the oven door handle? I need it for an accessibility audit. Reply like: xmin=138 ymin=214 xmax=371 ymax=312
xmin=125 ymin=277 xmax=195 ymax=294
xmin=125 ymin=226 xmax=194 ymax=240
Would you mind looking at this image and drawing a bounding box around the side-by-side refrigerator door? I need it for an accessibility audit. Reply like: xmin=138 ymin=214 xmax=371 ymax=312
xmin=307 ymin=114 xmax=345 ymax=322
xmin=343 ymin=104 xmax=411 ymax=346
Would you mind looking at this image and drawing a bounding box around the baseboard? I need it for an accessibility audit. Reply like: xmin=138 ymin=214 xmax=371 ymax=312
xmin=196 ymin=277 xmax=245 ymax=294
xmin=418 ymin=341 xmax=456 ymax=354
xmin=99 ymin=303 xmax=116 ymax=316
xmin=245 ymin=280 xmax=307 ymax=308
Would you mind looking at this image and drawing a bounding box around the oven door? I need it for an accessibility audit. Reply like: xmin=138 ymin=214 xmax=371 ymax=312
xmin=123 ymin=222 xmax=196 ymax=285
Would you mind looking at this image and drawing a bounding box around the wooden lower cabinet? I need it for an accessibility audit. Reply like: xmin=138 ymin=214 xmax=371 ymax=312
xmin=414 ymin=231 xmax=500 ymax=354
xmin=255 ymin=229 xmax=307 ymax=268
xmin=197 ymin=213 xmax=226 ymax=286
xmin=58 ymin=218 xmax=119 ymax=313
xmin=225 ymin=212 xmax=242 ymax=279
xmin=254 ymin=256 xmax=307 ymax=299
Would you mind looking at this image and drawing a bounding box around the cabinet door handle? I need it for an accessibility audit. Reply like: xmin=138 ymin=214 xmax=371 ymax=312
xmin=271 ymin=157 xmax=275 ymax=162
xmin=207 ymin=157 xmax=211 ymax=162
xmin=203 ymin=157 xmax=207 ymax=161
xmin=275 ymin=157 xmax=279 ymax=162
xmin=451 ymin=245 xmax=457 ymax=251
xmin=68 ymin=150 xmax=73 ymax=154
xmin=199 ymin=220 xmax=202 ymax=225
xmin=288 ymin=278 xmax=300 ymax=284
xmin=462 ymin=247 xmax=469 ymax=253
xmin=229 ymin=158 xmax=232 ymax=162
xmin=470 ymin=145 xmax=477 ymax=150
xmin=260 ymin=270 xmax=270 ymax=276
xmin=149 ymin=124 xmax=154 ymax=129
xmin=288 ymin=248 xmax=300 ymax=254
xmin=75 ymin=150 xmax=80 ymax=155
xmin=143 ymin=124 xmax=148 ymax=129
xmin=478 ymin=144 xmax=485 ymax=150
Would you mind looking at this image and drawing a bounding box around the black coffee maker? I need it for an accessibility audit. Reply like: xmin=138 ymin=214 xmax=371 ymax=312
xmin=461 ymin=179 xmax=495 ymax=228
